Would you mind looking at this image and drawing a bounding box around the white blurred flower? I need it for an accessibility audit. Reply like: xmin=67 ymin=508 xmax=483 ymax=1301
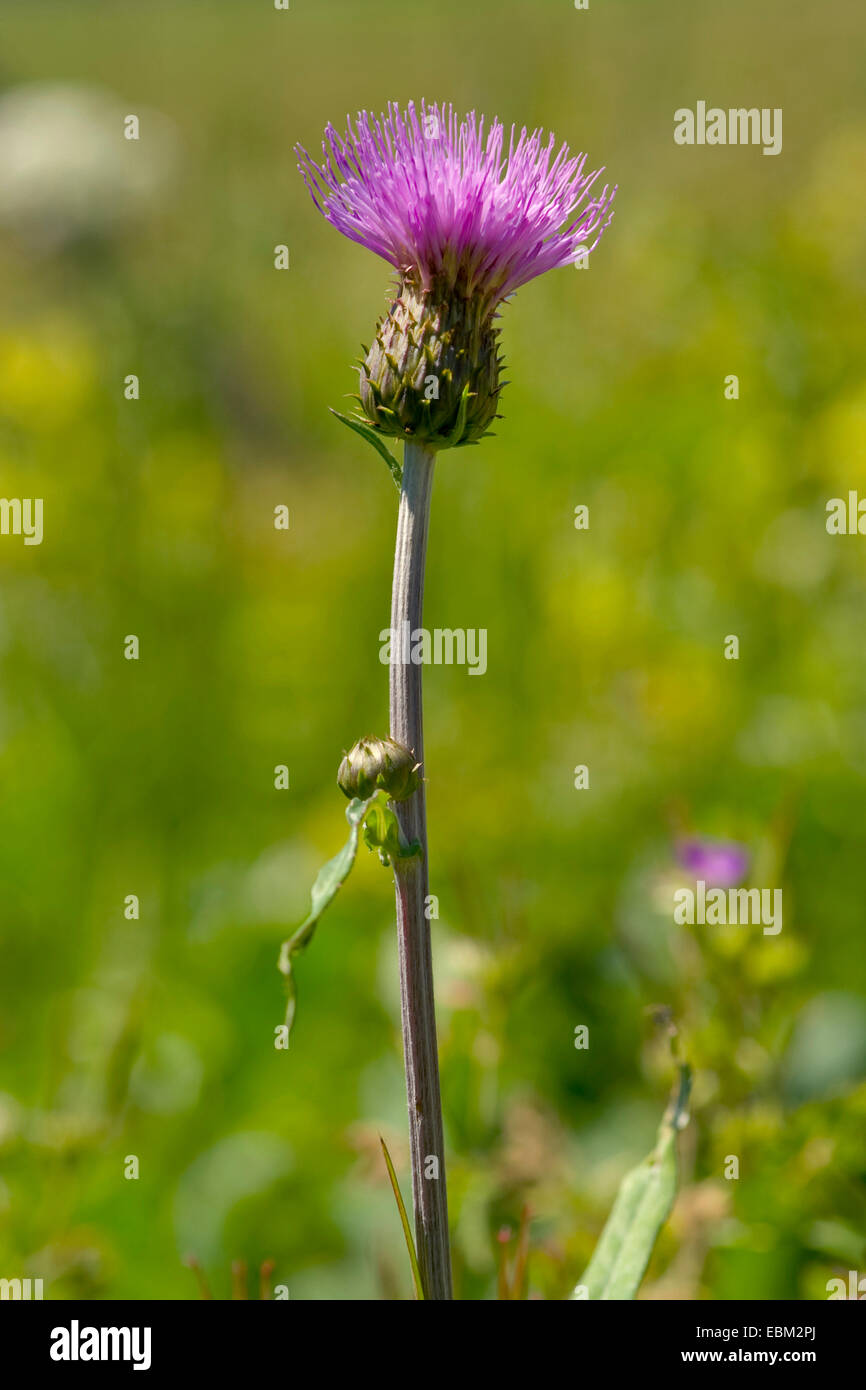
xmin=0 ymin=82 xmax=177 ymax=248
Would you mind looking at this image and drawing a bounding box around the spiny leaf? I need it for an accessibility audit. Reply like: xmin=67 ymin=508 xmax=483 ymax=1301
xmin=573 ymin=1064 xmax=691 ymax=1301
xmin=380 ymin=1136 xmax=425 ymax=1301
xmin=330 ymin=408 xmax=401 ymax=490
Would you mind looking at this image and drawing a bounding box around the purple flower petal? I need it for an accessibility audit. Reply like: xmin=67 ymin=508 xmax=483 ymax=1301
xmin=296 ymin=101 xmax=616 ymax=310
xmin=676 ymin=839 xmax=750 ymax=889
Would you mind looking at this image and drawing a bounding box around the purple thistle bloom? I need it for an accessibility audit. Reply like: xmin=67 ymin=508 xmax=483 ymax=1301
xmin=676 ymin=839 xmax=750 ymax=890
xmin=296 ymin=100 xmax=616 ymax=311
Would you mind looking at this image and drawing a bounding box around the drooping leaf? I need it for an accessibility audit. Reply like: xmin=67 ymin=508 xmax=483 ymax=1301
xmin=573 ymin=1064 xmax=691 ymax=1301
xmin=379 ymin=1135 xmax=425 ymax=1301
xmin=277 ymin=791 xmax=422 ymax=1038
xmin=277 ymin=796 xmax=372 ymax=1037
xmin=330 ymin=408 xmax=402 ymax=490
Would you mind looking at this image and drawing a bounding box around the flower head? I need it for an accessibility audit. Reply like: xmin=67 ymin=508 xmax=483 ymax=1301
xmin=676 ymin=839 xmax=749 ymax=890
xmin=297 ymin=101 xmax=616 ymax=449
xmin=297 ymin=101 xmax=615 ymax=312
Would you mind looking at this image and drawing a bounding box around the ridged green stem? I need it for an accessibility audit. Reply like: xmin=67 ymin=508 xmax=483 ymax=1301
xmin=389 ymin=440 xmax=452 ymax=1300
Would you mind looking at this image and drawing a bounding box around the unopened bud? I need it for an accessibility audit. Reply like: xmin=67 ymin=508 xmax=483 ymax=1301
xmin=337 ymin=735 xmax=421 ymax=802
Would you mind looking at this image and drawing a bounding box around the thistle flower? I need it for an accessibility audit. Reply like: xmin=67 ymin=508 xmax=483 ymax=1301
xmin=297 ymin=101 xmax=615 ymax=448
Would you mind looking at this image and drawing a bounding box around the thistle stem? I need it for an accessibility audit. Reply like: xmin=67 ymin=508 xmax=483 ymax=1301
xmin=389 ymin=439 xmax=452 ymax=1300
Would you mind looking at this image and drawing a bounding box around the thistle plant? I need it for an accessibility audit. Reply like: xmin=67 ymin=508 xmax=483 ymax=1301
xmin=285 ymin=101 xmax=683 ymax=1301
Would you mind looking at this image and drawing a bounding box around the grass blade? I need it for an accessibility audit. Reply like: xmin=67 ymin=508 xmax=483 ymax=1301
xmin=380 ymin=1135 xmax=425 ymax=1301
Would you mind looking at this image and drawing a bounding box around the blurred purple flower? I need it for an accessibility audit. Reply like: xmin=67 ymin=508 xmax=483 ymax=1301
xmin=676 ymin=838 xmax=749 ymax=888
xmin=296 ymin=100 xmax=616 ymax=312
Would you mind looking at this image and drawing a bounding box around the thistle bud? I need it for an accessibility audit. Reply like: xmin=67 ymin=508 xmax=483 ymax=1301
xmin=359 ymin=279 xmax=502 ymax=448
xmin=337 ymin=735 xmax=421 ymax=802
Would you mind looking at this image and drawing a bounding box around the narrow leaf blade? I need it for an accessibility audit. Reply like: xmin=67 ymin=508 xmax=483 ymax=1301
xmin=574 ymin=1065 xmax=691 ymax=1301
xmin=378 ymin=1134 xmax=425 ymax=1295
xmin=330 ymin=408 xmax=402 ymax=489
xmin=380 ymin=1136 xmax=425 ymax=1301
xmin=278 ymin=797 xmax=371 ymax=1037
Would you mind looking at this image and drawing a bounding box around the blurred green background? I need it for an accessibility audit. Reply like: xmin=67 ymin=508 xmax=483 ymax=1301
xmin=1 ymin=0 xmax=865 ymax=1300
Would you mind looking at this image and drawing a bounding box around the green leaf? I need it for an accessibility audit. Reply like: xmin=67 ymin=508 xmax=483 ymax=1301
xmin=573 ymin=1064 xmax=691 ymax=1301
xmin=276 ymin=791 xmax=420 ymax=1038
xmin=379 ymin=1135 xmax=425 ymax=1300
xmin=361 ymin=799 xmax=422 ymax=866
xmin=330 ymin=408 xmax=402 ymax=490
xmin=277 ymin=797 xmax=372 ymax=1037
